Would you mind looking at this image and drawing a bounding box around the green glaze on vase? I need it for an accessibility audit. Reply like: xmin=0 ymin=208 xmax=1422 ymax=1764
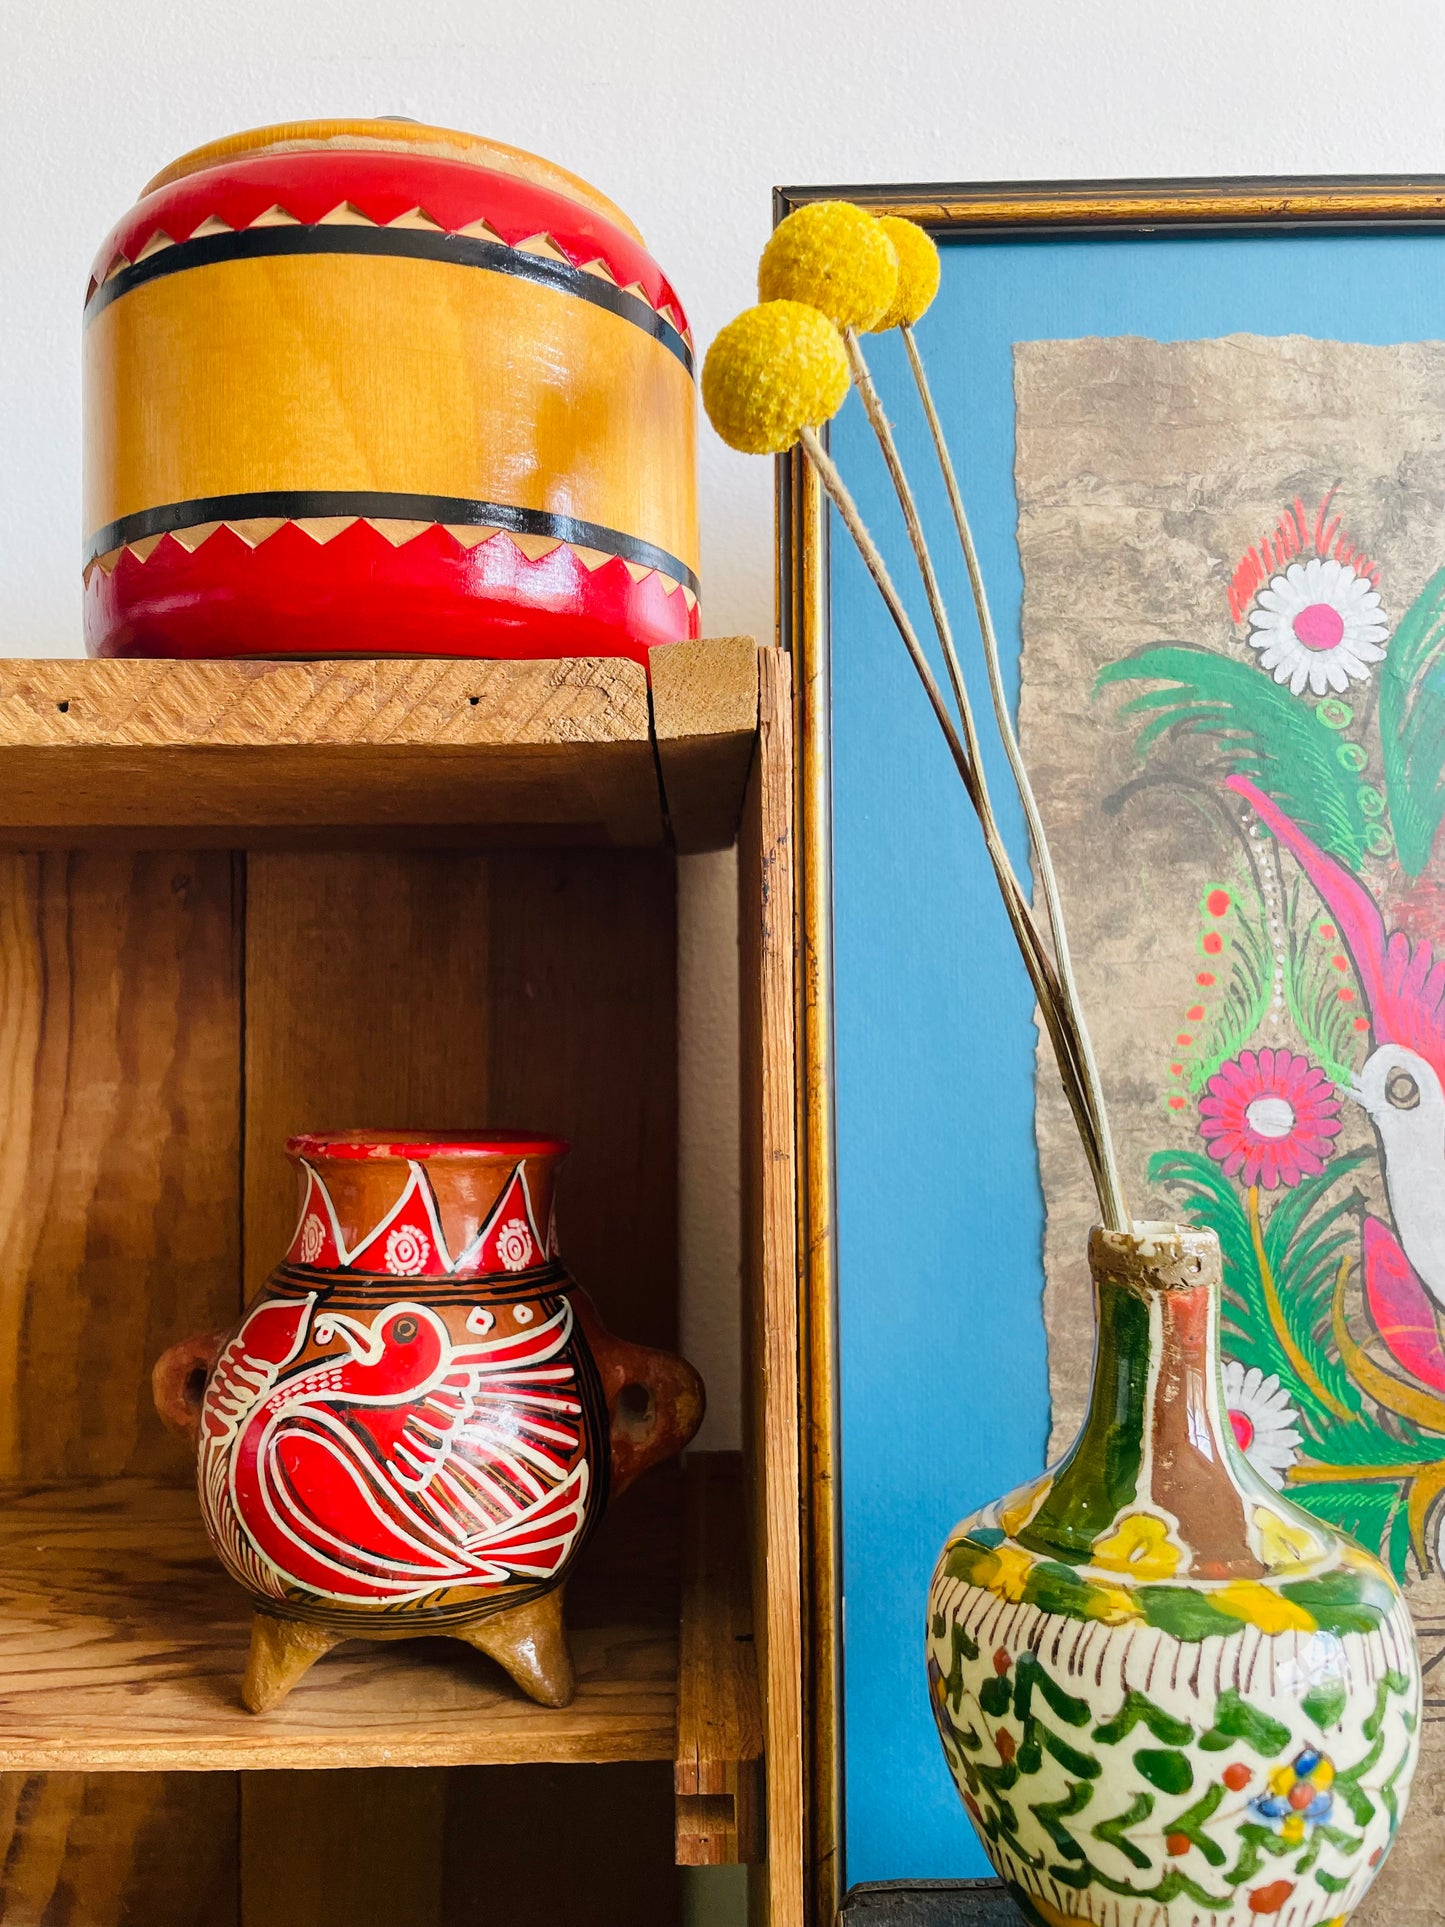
xmin=926 ymin=1223 xmax=1420 ymax=1926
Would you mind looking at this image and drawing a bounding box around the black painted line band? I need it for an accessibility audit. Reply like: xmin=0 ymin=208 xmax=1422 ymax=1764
xmin=84 ymin=223 xmax=694 ymax=374
xmin=84 ymin=489 xmax=700 ymax=595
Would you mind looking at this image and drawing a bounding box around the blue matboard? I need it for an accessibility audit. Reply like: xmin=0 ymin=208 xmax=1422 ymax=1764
xmin=829 ymin=226 xmax=1445 ymax=1884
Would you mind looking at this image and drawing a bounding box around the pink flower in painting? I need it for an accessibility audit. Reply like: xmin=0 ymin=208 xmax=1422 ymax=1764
xmin=1198 ymin=1048 xmax=1343 ymax=1190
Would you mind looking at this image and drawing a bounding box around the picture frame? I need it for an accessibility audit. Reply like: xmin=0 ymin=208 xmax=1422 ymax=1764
xmin=778 ymin=175 xmax=1445 ymax=1921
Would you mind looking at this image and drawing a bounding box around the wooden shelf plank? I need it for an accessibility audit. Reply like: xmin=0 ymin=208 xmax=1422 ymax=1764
xmin=0 ymin=1472 xmax=679 ymax=1772
xmin=650 ymin=637 xmax=759 ymax=853
xmin=674 ymin=1453 xmax=763 ymax=1866
xmin=0 ymin=657 xmax=662 ymax=848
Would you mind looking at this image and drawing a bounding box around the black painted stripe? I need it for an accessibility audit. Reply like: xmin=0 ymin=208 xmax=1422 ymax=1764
xmin=84 ymin=489 xmax=700 ymax=594
xmin=84 ymin=221 xmax=694 ymax=373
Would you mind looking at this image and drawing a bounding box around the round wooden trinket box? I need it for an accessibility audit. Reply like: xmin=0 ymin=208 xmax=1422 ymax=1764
xmin=82 ymin=120 xmax=700 ymax=664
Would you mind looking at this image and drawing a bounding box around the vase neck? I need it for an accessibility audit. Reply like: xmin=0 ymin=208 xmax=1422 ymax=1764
xmin=1018 ymin=1223 xmax=1274 ymax=1581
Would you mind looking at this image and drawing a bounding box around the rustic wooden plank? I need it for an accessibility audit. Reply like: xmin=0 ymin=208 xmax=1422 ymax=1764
xmin=0 ymin=1475 xmax=678 ymax=1771
xmin=241 ymin=1769 xmax=446 ymax=1927
xmin=674 ymin=1454 xmax=763 ymax=1866
xmin=0 ymin=851 xmax=243 ymax=1479
xmin=241 ymin=847 xmax=676 ymax=1344
xmin=0 ymin=657 xmax=661 ymax=846
xmin=0 ymin=847 xmax=245 ymax=1925
xmin=484 ymin=849 xmax=679 ymax=1350
xmin=442 ymin=1763 xmax=680 ymax=1924
xmin=650 ymin=637 xmax=758 ymax=853
xmin=738 ymin=648 xmax=803 ymax=1926
xmin=241 ymin=850 xmax=496 ymax=1302
xmin=0 ymin=1771 xmax=239 ymax=1926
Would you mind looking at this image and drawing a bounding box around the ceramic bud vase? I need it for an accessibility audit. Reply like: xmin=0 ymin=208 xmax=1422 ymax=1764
xmin=927 ymin=1223 xmax=1420 ymax=1926
xmin=155 ymin=1130 xmax=703 ymax=1712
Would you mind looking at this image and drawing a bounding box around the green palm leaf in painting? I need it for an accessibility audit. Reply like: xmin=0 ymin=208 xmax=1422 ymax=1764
xmin=1378 ymin=565 xmax=1445 ymax=877
xmin=1097 ymin=644 xmax=1371 ymax=870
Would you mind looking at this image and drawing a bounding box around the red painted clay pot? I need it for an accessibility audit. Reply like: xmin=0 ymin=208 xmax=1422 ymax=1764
xmin=154 ymin=1131 xmax=703 ymax=1711
xmin=84 ymin=120 xmax=700 ymax=665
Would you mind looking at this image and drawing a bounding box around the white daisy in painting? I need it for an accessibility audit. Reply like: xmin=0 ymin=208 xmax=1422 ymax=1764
xmin=1222 ymin=1358 xmax=1303 ymax=1488
xmin=1247 ymin=556 xmax=1389 ymax=695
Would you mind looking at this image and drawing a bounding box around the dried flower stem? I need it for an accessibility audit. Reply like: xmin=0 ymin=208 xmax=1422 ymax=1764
xmin=797 ymin=424 xmax=1116 ymax=1216
xmin=898 ymin=323 xmax=1128 ymax=1230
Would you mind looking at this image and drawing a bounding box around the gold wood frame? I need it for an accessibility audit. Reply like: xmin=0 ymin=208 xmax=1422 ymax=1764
xmin=775 ymin=174 xmax=1445 ymax=1926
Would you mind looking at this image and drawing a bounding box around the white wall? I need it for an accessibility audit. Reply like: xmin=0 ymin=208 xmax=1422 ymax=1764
xmin=5 ymin=0 xmax=1445 ymax=1445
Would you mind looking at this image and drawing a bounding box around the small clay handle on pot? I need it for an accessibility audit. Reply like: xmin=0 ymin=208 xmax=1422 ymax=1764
xmin=575 ymin=1292 xmax=705 ymax=1496
xmin=152 ymin=1330 xmax=225 ymax=1445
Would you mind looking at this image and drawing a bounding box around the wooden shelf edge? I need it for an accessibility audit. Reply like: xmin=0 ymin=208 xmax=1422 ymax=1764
xmin=0 ymin=655 xmax=662 ymax=846
xmin=650 ymin=637 xmax=760 ymax=854
xmin=0 ymin=1474 xmax=679 ymax=1773
xmin=674 ymin=1451 xmax=765 ymax=1866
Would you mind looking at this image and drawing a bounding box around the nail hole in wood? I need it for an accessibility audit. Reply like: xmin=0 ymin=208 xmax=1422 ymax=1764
xmin=56 ymin=701 xmax=70 ymax=713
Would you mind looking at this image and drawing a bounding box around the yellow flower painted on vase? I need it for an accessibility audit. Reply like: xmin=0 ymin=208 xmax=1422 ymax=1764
xmin=1253 ymin=1505 xmax=1323 ymax=1572
xmin=1087 ymin=1583 xmax=1145 ymax=1627
xmin=986 ymin=1544 xmax=1035 ymax=1602
xmin=1090 ymin=1512 xmax=1181 ymax=1580
xmin=1338 ymin=1537 xmax=1395 ymax=1583
xmin=1022 ymin=1897 xmax=1082 ymax=1927
xmin=999 ymin=1475 xmax=1053 ymax=1540
xmin=1215 ymin=1581 xmax=1316 ymax=1635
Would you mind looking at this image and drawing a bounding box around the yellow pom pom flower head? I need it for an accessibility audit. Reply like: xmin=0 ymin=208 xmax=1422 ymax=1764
xmin=872 ymin=217 xmax=941 ymax=331
xmin=702 ymin=301 xmax=851 ymax=456
xmin=758 ymin=202 xmax=898 ymax=333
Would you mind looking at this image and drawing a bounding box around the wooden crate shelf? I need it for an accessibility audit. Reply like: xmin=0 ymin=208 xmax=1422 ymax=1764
xmin=0 ymin=1455 xmax=758 ymax=1800
xmin=0 ymin=643 xmax=758 ymax=851
xmin=0 ymin=642 xmax=798 ymax=1927
xmin=0 ymin=1474 xmax=677 ymax=1772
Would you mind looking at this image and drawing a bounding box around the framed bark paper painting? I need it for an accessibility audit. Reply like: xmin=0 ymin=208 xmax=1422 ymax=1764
xmin=780 ymin=178 xmax=1445 ymax=1924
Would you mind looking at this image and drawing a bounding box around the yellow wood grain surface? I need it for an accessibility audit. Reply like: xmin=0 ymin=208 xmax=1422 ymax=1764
xmin=85 ymin=254 xmax=698 ymax=569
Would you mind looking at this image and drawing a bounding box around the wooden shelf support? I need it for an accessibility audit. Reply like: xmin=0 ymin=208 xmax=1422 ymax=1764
xmin=650 ymin=636 xmax=759 ymax=853
xmin=674 ymin=1452 xmax=765 ymax=1866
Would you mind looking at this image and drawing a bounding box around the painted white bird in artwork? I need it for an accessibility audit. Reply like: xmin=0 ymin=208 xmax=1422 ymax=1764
xmin=1229 ymin=775 xmax=1445 ymax=1327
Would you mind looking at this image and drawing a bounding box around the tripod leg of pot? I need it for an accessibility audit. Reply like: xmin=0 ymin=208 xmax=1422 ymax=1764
xmin=243 ymin=1611 xmax=342 ymax=1712
xmin=454 ymin=1587 xmax=576 ymax=1707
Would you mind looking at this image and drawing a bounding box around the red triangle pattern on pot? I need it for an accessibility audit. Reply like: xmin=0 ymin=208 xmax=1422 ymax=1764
xmin=284 ymin=1162 xmax=345 ymax=1268
xmin=454 ymin=1165 xmax=547 ymax=1278
xmin=347 ymin=1163 xmax=454 ymax=1277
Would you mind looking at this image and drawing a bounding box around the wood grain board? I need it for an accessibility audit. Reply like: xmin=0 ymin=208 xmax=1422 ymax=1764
xmin=0 ymin=647 xmax=784 ymax=1926
xmin=675 ymin=1454 xmax=763 ymax=1865
xmin=0 ymin=1770 xmax=239 ymax=1925
xmin=0 ymin=656 xmax=660 ymax=847
xmin=0 ymin=846 xmax=246 ymax=1925
xmin=0 ymin=851 xmax=243 ymax=1481
xmin=0 ymin=1474 xmax=678 ymax=1772
xmin=650 ymin=636 xmax=759 ymax=853
xmin=739 ymin=649 xmax=804 ymax=1927
xmin=0 ymin=650 xmax=764 ymax=851
xmin=241 ymin=847 xmax=678 ymax=1346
